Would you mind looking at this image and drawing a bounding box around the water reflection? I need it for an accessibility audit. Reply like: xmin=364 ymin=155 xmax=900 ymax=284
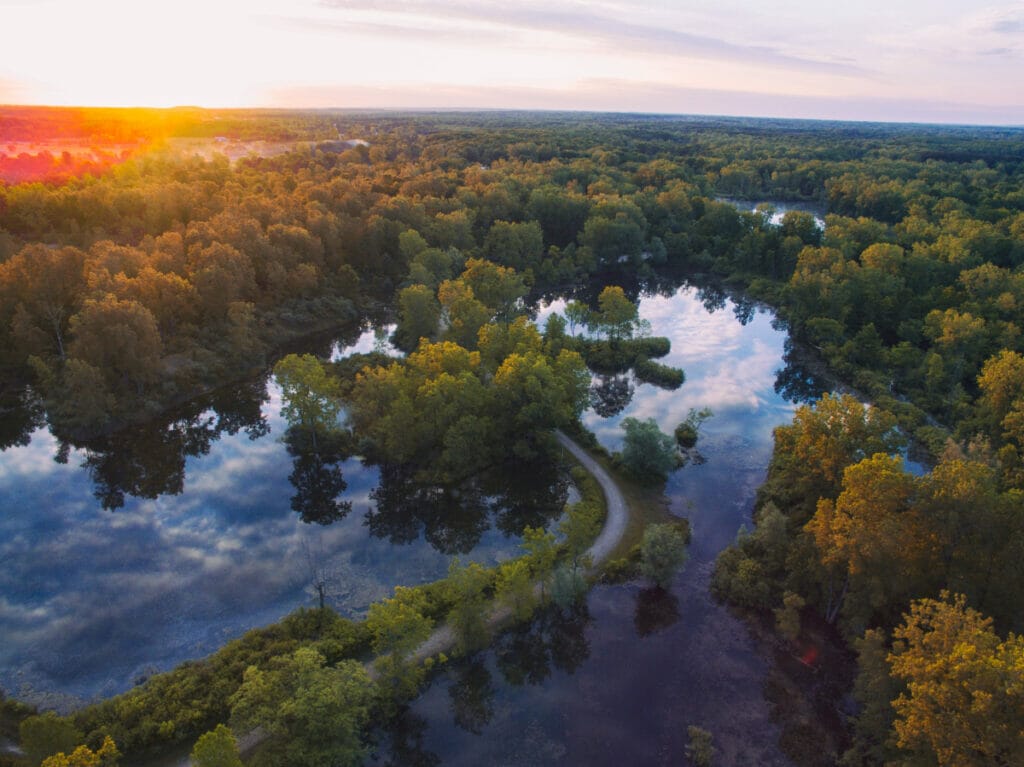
xmin=68 ymin=377 xmax=271 ymax=510
xmin=0 ymin=337 xmax=559 ymax=703
xmin=773 ymin=340 xmax=832 ymax=404
xmin=285 ymin=427 xmax=353 ymax=526
xmin=589 ymin=374 xmax=634 ymax=418
xmin=495 ymin=605 xmax=592 ymax=687
xmin=633 ymin=586 xmax=682 ymax=637
xmin=0 ymin=386 xmax=44 ymax=450
xmin=366 ymin=452 xmax=569 ymax=555
xmin=374 ymin=710 xmax=441 ymax=767
xmin=449 ymin=659 xmax=497 ymax=734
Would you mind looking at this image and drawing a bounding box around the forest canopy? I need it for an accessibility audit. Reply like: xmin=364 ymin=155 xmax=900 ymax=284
xmin=2 ymin=108 xmax=1024 ymax=767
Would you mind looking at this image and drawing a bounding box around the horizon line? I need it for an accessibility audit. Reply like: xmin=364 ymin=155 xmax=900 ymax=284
xmin=2 ymin=103 xmax=1023 ymax=131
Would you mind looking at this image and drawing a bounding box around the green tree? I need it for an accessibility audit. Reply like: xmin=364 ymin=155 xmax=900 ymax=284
xmin=366 ymin=586 xmax=434 ymax=657
xmin=559 ymin=498 xmax=602 ymax=572
xmin=229 ymin=648 xmax=374 ymax=767
xmin=843 ymin=628 xmax=899 ymax=767
xmin=563 ymin=300 xmax=590 ymax=337
xmin=639 ymin=523 xmax=689 ymax=588
xmin=774 ymin=591 xmax=805 ymax=642
xmin=437 ymin=279 xmax=491 ymax=349
xmin=495 ymin=559 xmax=536 ymax=621
xmin=273 ymin=354 xmax=342 ymax=451
xmin=190 ymin=724 xmax=242 ymax=767
xmin=458 ymin=258 xmax=527 ymax=323
xmin=0 ymin=244 xmax=86 ymax=360
xmin=67 ymin=295 xmax=163 ymax=395
xmin=685 ymin=726 xmax=715 ymax=767
xmin=551 ymin=563 xmax=588 ymax=610
xmin=444 ymin=559 xmax=492 ymax=654
xmin=482 ymin=220 xmax=544 ymax=273
xmin=521 ymin=526 xmax=558 ymax=596
xmin=19 ymin=712 xmax=82 ymax=766
xmin=596 ymin=285 xmax=639 ymax=340
xmin=394 ymin=284 xmax=441 ymax=352
xmin=618 ymin=416 xmax=679 ymax=482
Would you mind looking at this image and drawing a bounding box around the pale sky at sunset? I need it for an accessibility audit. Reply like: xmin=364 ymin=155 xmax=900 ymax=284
xmin=2 ymin=0 xmax=1022 ymax=124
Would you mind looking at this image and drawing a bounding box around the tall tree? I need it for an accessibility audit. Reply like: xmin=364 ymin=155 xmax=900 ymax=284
xmin=273 ymin=354 xmax=342 ymax=451
xmin=596 ymin=285 xmax=639 ymax=340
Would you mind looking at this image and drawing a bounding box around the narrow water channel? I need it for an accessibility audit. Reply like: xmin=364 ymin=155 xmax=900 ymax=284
xmin=370 ymin=283 xmax=810 ymax=766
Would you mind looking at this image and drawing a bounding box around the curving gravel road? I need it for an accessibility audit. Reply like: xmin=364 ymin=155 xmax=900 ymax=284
xmin=555 ymin=430 xmax=628 ymax=568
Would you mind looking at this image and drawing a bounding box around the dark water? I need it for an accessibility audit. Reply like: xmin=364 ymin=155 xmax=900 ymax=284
xmin=0 ymin=330 xmax=563 ymax=707
xmin=371 ymin=285 xmax=805 ymax=766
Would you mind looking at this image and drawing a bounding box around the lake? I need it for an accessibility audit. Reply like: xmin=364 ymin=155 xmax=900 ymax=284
xmin=0 ymin=332 xmax=564 ymax=706
xmin=1 ymin=276 xmax=831 ymax=764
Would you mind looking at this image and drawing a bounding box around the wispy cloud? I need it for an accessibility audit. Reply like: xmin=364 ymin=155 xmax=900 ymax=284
xmin=314 ymin=0 xmax=867 ymax=76
xmin=266 ymin=77 xmax=1024 ymax=124
xmin=880 ymin=2 xmax=1024 ymax=59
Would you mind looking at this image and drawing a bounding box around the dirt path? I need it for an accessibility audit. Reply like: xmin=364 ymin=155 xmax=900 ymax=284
xmin=555 ymin=430 xmax=628 ymax=568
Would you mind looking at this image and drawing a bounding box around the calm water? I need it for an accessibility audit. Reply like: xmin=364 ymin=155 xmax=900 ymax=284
xmin=0 ymin=331 xmax=560 ymax=707
xmin=372 ymin=284 xmax=806 ymax=766
xmin=718 ymin=197 xmax=827 ymax=229
xmin=2 ymin=277 xmax=822 ymax=763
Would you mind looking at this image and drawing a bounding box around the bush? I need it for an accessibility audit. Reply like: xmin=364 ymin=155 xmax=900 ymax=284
xmin=685 ymin=726 xmax=715 ymax=766
xmin=639 ymin=523 xmax=689 ymax=588
xmin=633 ymin=357 xmax=685 ymax=389
xmin=618 ymin=417 xmax=680 ymax=483
xmin=632 ymin=336 xmax=671 ymax=359
xmin=675 ymin=408 xmax=712 ymax=449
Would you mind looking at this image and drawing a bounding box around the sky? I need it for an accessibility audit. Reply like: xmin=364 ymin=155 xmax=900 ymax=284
xmin=1 ymin=0 xmax=1022 ymax=125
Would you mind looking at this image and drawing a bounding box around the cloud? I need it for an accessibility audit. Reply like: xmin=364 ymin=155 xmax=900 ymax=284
xmin=265 ymin=77 xmax=1024 ymax=124
xmin=880 ymin=2 xmax=1024 ymax=59
xmin=314 ymin=0 xmax=866 ymax=75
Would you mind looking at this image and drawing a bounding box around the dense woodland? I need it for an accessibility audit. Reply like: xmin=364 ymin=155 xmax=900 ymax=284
xmin=2 ymin=107 xmax=1024 ymax=766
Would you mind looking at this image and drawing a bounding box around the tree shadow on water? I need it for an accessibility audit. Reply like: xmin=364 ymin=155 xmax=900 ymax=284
xmin=633 ymin=586 xmax=682 ymax=638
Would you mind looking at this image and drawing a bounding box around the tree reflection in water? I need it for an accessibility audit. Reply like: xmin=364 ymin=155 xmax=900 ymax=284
xmin=633 ymin=586 xmax=682 ymax=637
xmin=589 ymin=374 xmax=634 ymax=418
xmin=773 ymin=339 xmax=830 ymax=404
xmin=69 ymin=377 xmax=272 ymax=510
xmin=0 ymin=385 xmax=44 ymax=450
xmin=371 ymin=709 xmax=441 ymax=767
xmin=284 ymin=427 xmax=353 ymax=525
xmin=449 ymin=658 xmax=496 ymax=735
xmin=365 ymin=448 xmax=569 ymax=555
xmin=495 ymin=604 xmax=592 ymax=687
